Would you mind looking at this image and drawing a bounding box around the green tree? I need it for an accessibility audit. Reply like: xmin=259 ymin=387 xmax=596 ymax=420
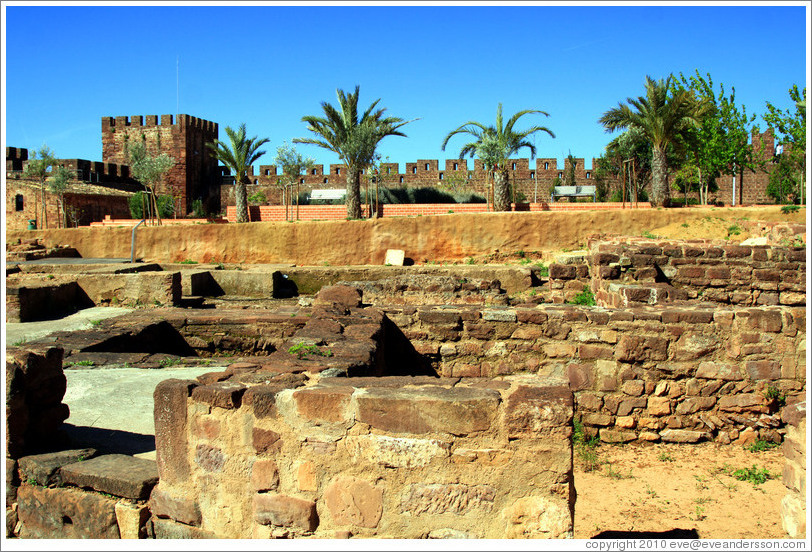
xmin=23 ymin=145 xmax=57 ymax=228
xmin=48 ymin=165 xmax=74 ymax=228
xmin=564 ymin=152 xmax=577 ymax=202
xmin=601 ymin=128 xmax=655 ymax=203
xmin=207 ymin=124 xmax=270 ymax=223
xmin=441 ymin=103 xmax=555 ymax=211
xmin=599 ymin=75 xmax=704 ymax=207
xmin=274 ymin=142 xmax=315 ymax=221
xmin=295 ymin=86 xmax=414 ymax=219
xmin=128 ymin=140 xmax=175 ymax=225
xmin=763 ymin=85 xmax=806 ymax=204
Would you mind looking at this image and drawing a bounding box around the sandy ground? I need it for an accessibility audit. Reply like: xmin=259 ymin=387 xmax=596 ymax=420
xmin=574 ymin=441 xmax=789 ymax=539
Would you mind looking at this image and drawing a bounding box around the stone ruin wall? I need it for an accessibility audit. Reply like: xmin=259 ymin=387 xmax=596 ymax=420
xmin=4 ymin=238 xmax=807 ymax=539
xmin=545 ymin=235 xmax=806 ymax=307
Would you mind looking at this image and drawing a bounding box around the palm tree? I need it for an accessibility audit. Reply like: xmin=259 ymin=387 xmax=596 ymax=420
xmin=599 ymin=75 xmax=704 ymax=207
xmin=294 ymin=86 xmax=414 ymax=219
xmin=207 ymin=124 xmax=269 ymax=223
xmin=441 ymin=103 xmax=555 ymax=211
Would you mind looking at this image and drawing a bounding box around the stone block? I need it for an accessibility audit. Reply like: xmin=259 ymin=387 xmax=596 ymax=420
xmin=549 ymin=264 xmax=577 ymax=280
xmin=292 ymin=386 xmax=354 ymax=423
xmin=745 ymin=360 xmax=781 ymax=380
xmin=615 ymin=335 xmax=668 ymax=362
xmin=115 ymin=501 xmax=150 ymax=539
xmin=599 ymin=428 xmax=636 ymax=443
xmin=149 ymin=484 xmax=202 ymax=526
xmin=356 ymin=386 xmax=500 ymax=435
xmin=297 ymin=461 xmax=317 ymax=492
xmin=194 ymin=444 xmax=225 ymax=473
xmin=254 ymin=493 xmax=318 ymax=533
xmin=718 ymin=393 xmax=765 ymax=412
xmin=501 ymin=495 xmax=572 ymax=538
xmin=245 ymin=458 xmax=281 ymax=493
xmin=313 ymin=285 xmax=362 ymax=309
xmin=696 ymin=362 xmax=743 ymax=381
xmin=242 ymin=377 xmax=307 ymax=418
xmin=482 ymin=309 xmax=517 ymax=322
xmin=17 ymin=485 xmax=120 ymax=539
xmin=60 ymin=454 xmax=158 ymax=500
xmin=17 ymin=448 xmax=97 ymax=487
xmin=781 ymin=493 xmax=806 ymax=539
xmin=503 ymin=384 xmax=573 ymax=438
xmin=253 ymin=428 xmax=283 ymax=455
xmin=660 ymin=429 xmax=705 ymax=443
xmin=401 ymin=483 xmax=495 ymax=515
xmin=152 ymin=517 xmax=216 ymax=539
xmin=566 ymin=363 xmax=592 ymax=391
xmin=384 ymin=249 xmax=405 ymax=266
xmin=578 ymin=344 xmax=613 ymax=360
xmin=190 ymin=381 xmax=247 ymax=409
xmin=324 ymin=476 xmax=383 ymax=528
xmin=675 ymin=397 xmax=716 ymax=415
xmin=647 ymin=396 xmax=671 ymax=416
xmin=153 ymin=379 xmax=197 ymax=484
xmin=346 ymin=435 xmax=451 ymax=468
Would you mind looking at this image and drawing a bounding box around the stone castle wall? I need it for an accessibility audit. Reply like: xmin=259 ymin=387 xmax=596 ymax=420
xmin=101 ymin=114 xmax=220 ymax=214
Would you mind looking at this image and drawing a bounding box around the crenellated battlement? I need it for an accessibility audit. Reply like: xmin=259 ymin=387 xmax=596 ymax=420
xmin=101 ymin=114 xmax=218 ymax=134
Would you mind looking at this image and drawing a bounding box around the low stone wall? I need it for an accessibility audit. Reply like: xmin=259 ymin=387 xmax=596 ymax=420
xmin=781 ymin=400 xmax=806 ymax=538
xmin=383 ymin=303 xmax=805 ymax=444
xmin=545 ymin=239 xmax=806 ymax=307
xmin=150 ymin=372 xmax=573 ymax=539
xmin=6 ymin=272 xmax=182 ymax=317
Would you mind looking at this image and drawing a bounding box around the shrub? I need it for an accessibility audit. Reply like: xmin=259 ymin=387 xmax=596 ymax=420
xmin=128 ymin=192 xmax=174 ymax=219
xmin=568 ymin=286 xmax=596 ymax=306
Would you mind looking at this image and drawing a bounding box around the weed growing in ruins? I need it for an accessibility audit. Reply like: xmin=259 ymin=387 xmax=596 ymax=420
xmin=568 ymin=286 xmax=596 ymax=306
xmin=465 ymin=257 xmax=475 ymax=265
xmin=746 ymin=439 xmax=779 ymax=453
xmin=159 ymin=358 xmax=183 ymax=368
xmin=644 ymin=484 xmax=658 ymax=499
xmin=605 ymin=463 xmax=633 ymax=480
xmin=535 ymin=262 xmax=549 ymax=277
xmin=46 ymin=274 xmax=55 ymax=280
xmin=781 ymin=204 xmax=800 ymax=214
xmin=70 ymin=360 xmax=95 ymax=367
xmin=573 ymin=420 xmax=601 ymax=472
xmin=90 ymin=320 xmax=102 ymax=327
xmin=288 ymin=343 xmax=334 ymax=359
xmin=681 ymin=223 xmax=689 ymax=228
xmin=179 ymin=259 xmax=198 ymax=264
xmin=658 ymin=452 xmax=675 ymax=462
xmin=727 ymin=223 xmax=742 ymax=236
xmin=732 ymin=465 xmax=772 ymax=486
xmin=765 ymin=384 xmax=786 ymax=406
xmin=12 ymin=338 xmax=28 ymax=347
xmin=694 ymin=475 xmax=709 ymax=491
xmin=693 ymin=505 xmax=706 ymax=521
xmin=516 ymin=250 xmax=526 ymax=259
xmin=641 ymin=230 xmax=658 ymax=239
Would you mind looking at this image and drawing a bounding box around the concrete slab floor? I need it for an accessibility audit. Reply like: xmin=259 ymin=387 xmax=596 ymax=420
xmin=63 ymin=366 xmax=217 ymax=460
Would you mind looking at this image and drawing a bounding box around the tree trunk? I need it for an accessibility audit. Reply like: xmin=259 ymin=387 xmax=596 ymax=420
xmin=493 ymin=170 xmax=511 ymax=211
xmin=235 ymin=178 xmax=248 ymax=223
xmin=650 ymin=147 xmax=670 ymax=207
xmin=40 ymin=181 xmax=48 ymax=229
xmin=346 ymin=168 xmax=361 ymax=219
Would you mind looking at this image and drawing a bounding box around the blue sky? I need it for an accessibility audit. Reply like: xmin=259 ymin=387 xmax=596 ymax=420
xmin=3 ymin=2 xmax=809 ymax=172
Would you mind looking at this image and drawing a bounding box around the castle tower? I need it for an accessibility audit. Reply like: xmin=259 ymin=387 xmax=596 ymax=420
xmin=101 ymin=114 xmax=220 ymax=214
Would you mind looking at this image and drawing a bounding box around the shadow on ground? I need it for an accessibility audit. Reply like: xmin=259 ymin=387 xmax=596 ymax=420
xmin=61 ymin=423 xmax=155 ymax=456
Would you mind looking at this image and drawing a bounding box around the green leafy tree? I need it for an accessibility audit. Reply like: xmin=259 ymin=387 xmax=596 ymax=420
xmin=601 ymin=128 xmax=655 ymax=203
xmin=763 ymin=85 xmax=806 ymax=204
xmin=128 ymin=140 xmax=175 ymax=225
xmin=441 ymin=103 xmax=555 ymax=211
xmin=207 ymin=124 xmax=270 ymax=223
xmin=295 ymin=86 xmax=414 ymax=219
xmin=23 ymin=145 xmax=57 ymax=228
xmin=48 ymin=165 xmax=74 ymax=228
xmin=599 ymin=75 xmax=704 ymax=207
xmin=564 ymin=152 xmax=577 ymax=202
xmin=274 ymin=142 xmax=315 ymax=221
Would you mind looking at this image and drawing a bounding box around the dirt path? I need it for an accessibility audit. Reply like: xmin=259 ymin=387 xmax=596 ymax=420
xmin=574 ymin=442 xmax=788 ymax=539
